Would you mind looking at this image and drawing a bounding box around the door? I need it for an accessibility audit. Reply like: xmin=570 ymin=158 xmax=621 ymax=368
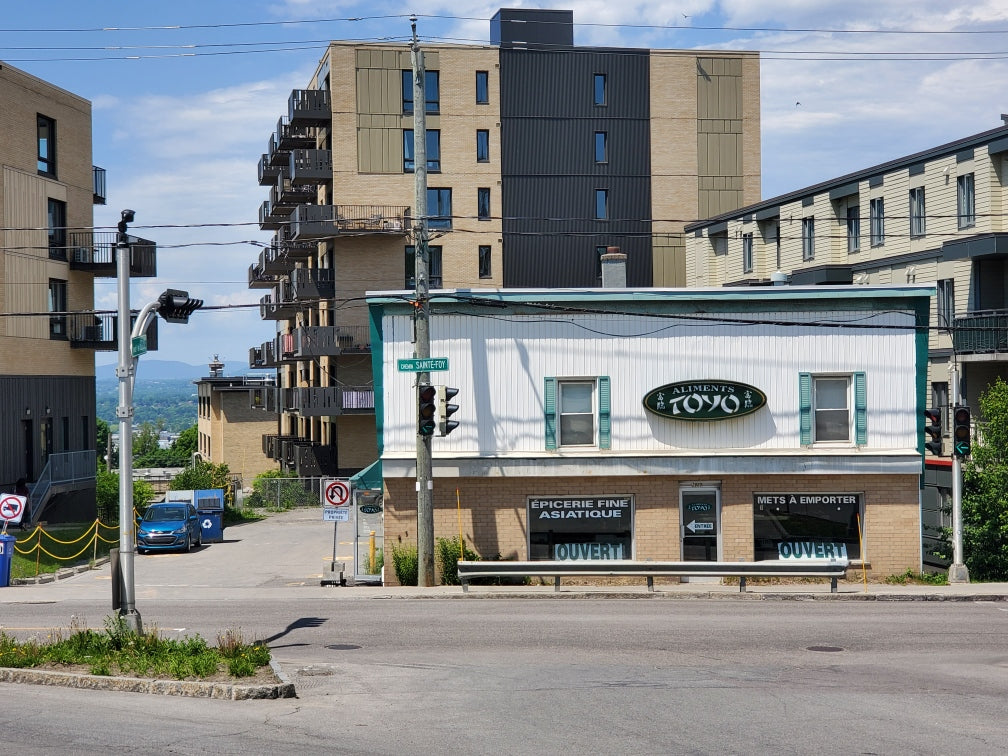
xmin=23 ymin=419 xmax=34 ymax=480
xmin=680 ymin=486 xmax=721 ymax=562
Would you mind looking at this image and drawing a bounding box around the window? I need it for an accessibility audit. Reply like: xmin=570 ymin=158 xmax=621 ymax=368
xmin=478 ymin=245 xmax=491 ymax=279
xmin=799 ymin=373 xmax=867 ymax=446
xmin=405 ymin=245 xmax=443 ymax=289
xmin=593 ymin=74 xmax=607 ymax=106
xmin=477 ymin=187 xmax=490 ymax=220
xmin=957 ymin=173 xmax=975 ymax=229
xmin=869 ymin=197 xmax=885 ymax=247
xmin=802 ymin=217 xmax=815 ymax=261
xmin=476 ymin=129 xmax=490 ymax=162
xmin=846 ymin=205 xmax=860 ymax=253
xmin=476 ymin=70 xmax=489 ymax=104
xmin=48 ymin=279 xmax=67 ymax=339
xmin=753 ymin=494 xmax=862 ymax=562
xmin=544 ymin=377 xmax=611 ymax=450
xmin=402 ymin=129 xmax=440 ymax=172
xmin=932 ymin=382 xmax=950 ymax=432
xmin=427 ymin=188 xmax=452 ymax=229
xmin=37 ymin=114 xmax=56 ymax=176
xmin=594 ymin=131 xmax=607 ymax=163
xmin=48 ymin=198 xmax=67 ymax=260
xmin=910 ymin=186 xmax=926 ymax=238
xmin=937 ymin=278 xmax=955 ymax=330
xmin=742 ymin=232 xmax=753 ymax=273
xmin=595 ymin=189 xmax=609 ymax=220
xmin=401 ymin=70 xmax=440 ymax=114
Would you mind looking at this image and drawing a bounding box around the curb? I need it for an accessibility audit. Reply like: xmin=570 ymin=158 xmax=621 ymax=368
xmin=11 ymin=556 xmax=111 ymax=586
xmin=0 ymin=659 xmax=296 ymax=700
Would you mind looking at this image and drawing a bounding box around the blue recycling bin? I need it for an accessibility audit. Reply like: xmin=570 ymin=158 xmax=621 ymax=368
xmin=0 ymin=533 xmax=15 ymax=588
xmin=195 ymin=489 xmax=224 ymax=543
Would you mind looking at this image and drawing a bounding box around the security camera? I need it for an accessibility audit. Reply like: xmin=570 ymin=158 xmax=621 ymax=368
xmin=120 ymin=209 xmax=135 ymax=223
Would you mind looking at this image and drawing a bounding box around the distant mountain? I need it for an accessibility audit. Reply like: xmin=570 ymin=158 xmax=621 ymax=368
xmin=96 ymin=360 xmax=271 ymax=382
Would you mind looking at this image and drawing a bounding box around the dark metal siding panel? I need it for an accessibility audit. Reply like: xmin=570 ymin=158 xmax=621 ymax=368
xmin=500 ymin=48 xmax=653 ymax=287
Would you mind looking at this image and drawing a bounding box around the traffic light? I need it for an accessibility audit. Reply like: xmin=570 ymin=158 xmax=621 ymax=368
xmin=952 ymin=405 xmax=971 ymax=458
xmin=157 ymin=288 xmax=203 ymax=324
xmin=418 ymin=384 xmax=437 ymax=436
xmin=438 ymin=386 xmax=459 ymax=436
xmin=923 ymin=407 xmax=943 ymax=456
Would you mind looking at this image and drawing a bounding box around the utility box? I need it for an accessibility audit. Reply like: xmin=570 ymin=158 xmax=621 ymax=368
xmin=0 ymin=533 xmax=15 ymax=587
xmin=195 ymin=489 xmax=225 ymax=543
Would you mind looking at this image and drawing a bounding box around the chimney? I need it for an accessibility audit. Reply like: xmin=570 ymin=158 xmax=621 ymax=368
xmin=601 ymin=246 xmax=627 ymax=288
xmin=209 ymin=354 xmax=224 ymax=377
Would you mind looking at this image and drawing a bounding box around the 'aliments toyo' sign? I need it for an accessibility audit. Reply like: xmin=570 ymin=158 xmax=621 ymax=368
xmin=643 ymin=380 xmax=766 ymax=421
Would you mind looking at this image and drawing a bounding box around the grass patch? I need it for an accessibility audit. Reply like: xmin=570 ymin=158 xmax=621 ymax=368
xmin=0 ymin=616 xmax=272 ymax=681
xmin=884 ymin=568 xmax=949 ymax=586
xmin=10 ymin=523 xmax=118 ymax=581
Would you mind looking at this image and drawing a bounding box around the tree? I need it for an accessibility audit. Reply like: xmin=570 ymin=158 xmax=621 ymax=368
xmin=96 ymin=418 xmax=116 ymax=469
xmin=133 ymin=421 xmax=161 ymax=460
xmin=169 ymin=460 xmax=231 ymax=492
xmin=172 ymin=424 xmax=198 ymax=461
xmin=95 ymin=467 xmax=156 ymax=524
xmin=961 ymin=377 xmax=1008 ymax=581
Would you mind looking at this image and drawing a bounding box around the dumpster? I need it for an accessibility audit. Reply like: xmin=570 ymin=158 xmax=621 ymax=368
xmin=195 ymin=489 xmax=225 ymax=543
xmin=0 ymin=533 xmax=15 ymax=587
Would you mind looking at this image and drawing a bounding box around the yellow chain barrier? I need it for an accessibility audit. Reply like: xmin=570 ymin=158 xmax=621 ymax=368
xmin=11 ymin=517 xmax=125 ymax=577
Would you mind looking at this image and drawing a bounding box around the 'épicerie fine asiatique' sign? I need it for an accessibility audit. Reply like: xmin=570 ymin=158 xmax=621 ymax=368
xmin=643 ymin=380 xmax=766 ymax=421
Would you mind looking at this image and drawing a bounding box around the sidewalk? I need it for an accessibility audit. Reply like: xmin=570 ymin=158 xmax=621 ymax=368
xmin=4 ymin=507 xmax=1007 ymax=602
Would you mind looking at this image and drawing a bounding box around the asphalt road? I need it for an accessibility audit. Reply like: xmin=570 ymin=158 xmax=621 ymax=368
xmin=1 ymin=509 xmax=1006 ymax=755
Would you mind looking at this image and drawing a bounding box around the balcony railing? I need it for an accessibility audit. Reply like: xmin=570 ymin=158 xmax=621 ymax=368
xmin=249 ymin=338 xmax=278 ymax=369
xmin=67 ymin=232 xmax=157 ymax=277
xmin=286 ymin=386 xmax=375 ymax=417
xmin=259 ymin=200 xmax=282 ymax=231
xmin=248 ymin=258 xmax=282 ymax=289
xmin=272 ymin=116 xmax=315 ymax=155
xmin=260 ymin=286 xmax=300 ymax=320
xmin=250 ymin=385 xmax=278 ymax=412
xmin=288 ymin=89 xmax=331 ymax=127
xmin=258 ymin=153 xmax=281 ymax=186
xmin=67 ymin=311 xmax=159 ymax=352
xmin=272 ymin=172 xmax=315 ymax=211
xmin=289 ymin=149 xmax=332 ymax=185
xmin=292 ymin=441 xmax=339 ymax=477
xmin=290 ymin=268 xmax=335 ymax=300
xmin=953 ymin=310 xmax=1008 ymax=355
xmin=93 ymin=166 xmax=107 ymax=205
xmin=290 ymin=204 xmax=410 ymax=240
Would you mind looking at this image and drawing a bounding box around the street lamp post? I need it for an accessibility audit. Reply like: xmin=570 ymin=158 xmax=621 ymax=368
xmin=114 ymin=210 xmax=203 ymax=633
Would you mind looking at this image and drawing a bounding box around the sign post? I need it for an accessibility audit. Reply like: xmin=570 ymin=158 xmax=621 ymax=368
xmin=321 ymin=479 xmax=352 ymax=586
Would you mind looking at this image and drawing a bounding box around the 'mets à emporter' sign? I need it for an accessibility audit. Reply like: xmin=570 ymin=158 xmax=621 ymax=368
xmin=643 ymin=380 xmax=766 ymax=421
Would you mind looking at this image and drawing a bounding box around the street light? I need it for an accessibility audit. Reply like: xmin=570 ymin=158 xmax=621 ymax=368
xmin=115 ymin=210 xmax=203 ymax=633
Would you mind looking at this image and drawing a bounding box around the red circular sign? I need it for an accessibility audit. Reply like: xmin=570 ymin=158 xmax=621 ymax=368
xmin=324 ymin=480 xmax=351 ymax=507
xmin=0 ymin=494 xmax=26 ymax=521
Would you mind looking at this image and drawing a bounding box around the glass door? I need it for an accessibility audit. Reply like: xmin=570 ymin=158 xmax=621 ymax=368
xmin=680 ymin=486 xmax=721 ymax=562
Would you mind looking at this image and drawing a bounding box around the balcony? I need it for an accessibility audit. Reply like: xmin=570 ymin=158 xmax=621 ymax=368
xmin=67 ymin=312 xmax=159 ymax=352
xmin=273 ymin=226 xmax=316 ymax=260
xmin=250 ymin=385 xmax=278 ymax=412
xmin=290 ymin=268 xmax=335 ymax=300
xmin=68 ymin=232 xmax=157 ymax=277
xmin=272 ymin=116 xmax=315 ymax=154
xmin=271 ymin=171 xmax=315 ymax=212
xmin=262 ymin=434 xmax=307 ymax=463
xmin=289 ymin=149 xmax=332 ymax=185
xmin=248 ymin=255 xmax=282 ymax=289
xmin=290 ymin=204 xmax=410 ymax=240
xmin=249 ymin=338 xmax=278 ymax=369
xmin=292 ymin=441 xmax=339 ymax=477
xmin=288 ymin=89 xmax=331 ymax=127
xmin=286 ymin=386 xmax=375 ymax=417
xmin=953 ymin=310 xmax=1008 ymax=357
xmin=258 ymin=153 xmax=281 ymax=186
xmin=259 ymin=200 xmax=283 ymax=231
xmin=93 ymin=166 xmax=106 ymax=205
xmin=260 ymin=285 xmax=300 ymax=320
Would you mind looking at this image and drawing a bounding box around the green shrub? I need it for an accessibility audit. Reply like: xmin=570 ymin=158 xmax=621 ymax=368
xmin=435 ymin=537 xmax=480 ymax=585
xmin=391 ymin=542 xmax=418 ymax=586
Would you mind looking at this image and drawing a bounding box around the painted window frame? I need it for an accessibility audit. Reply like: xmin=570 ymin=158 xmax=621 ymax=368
xmin=477 ymin=187 xmax=491 ymax=220
xmin=869 ymin=197 xmax=885 ymax=247
xmin=937 ymin=278 xmax=955 ymax=330
xmin=48 ymin=278 xmax=67 ymax=339
xmin=847 ymin=205 xmax=860 ymax=253
xmin=595 ymin=189 xmax=609 ymax=220
xmin=799 ymin=372 xmax=866 ymax=446
xmin=801 ymin=217 xmax=815 ymax=261
xmin=742 ymin=232 xmax=754 ymax=274
xmin=593 ymin=73 xmax=607 ymax=106
xmin=37 ymin=114 xmax=56 ymax=177
xmin=544 ymin=376 xmax=611 ymax=450
xmin=957 ymin=173 xmax=975 ymax=229
xmin=476 ymin=129 xmax=490 ymax=162
xmin=478 ymin=245 xmax=491 ymax=279
xmin=402 ymin=129 xmax=441 ymax=173
xmin=401 ymin=70 xmax=440 ymax=114
xmin=404 ymin=244 xmax=443 ymax=289
xmin=909 ymin=186 xmax=926 ymax=238
xmin=48 ymin=198 xmax=67 ymax=260
xmin=427 ymin=187 xmax=452 ymax=230
xmin=475 ymin=70 xmax=489 ymax=104
xmin=594 ymin=131 xmax=608 ymax=163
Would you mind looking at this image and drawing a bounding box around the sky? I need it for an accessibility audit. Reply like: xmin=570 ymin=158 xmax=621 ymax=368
xmin=3 ymin=0 xmax=1007 ymax=368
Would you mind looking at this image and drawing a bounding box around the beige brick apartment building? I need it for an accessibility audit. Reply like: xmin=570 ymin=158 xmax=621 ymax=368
xmin=249 ymin=8 xmax=760 ymax=480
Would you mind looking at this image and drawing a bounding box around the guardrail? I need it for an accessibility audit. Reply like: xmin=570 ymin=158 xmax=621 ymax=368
xmin=457 ymin=559 xmax=850 ymax=594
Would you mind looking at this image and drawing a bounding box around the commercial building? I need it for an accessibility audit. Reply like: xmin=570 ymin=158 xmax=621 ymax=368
xmin=369 ymin=285 xmax=931 ymax=584
xmin=0 ymin=62 xmax=157 ymax=523
xmin=684 ymin=122 xmax=1008 ymax=567
xmin=249 ymin=8 xmax=760 ymax=479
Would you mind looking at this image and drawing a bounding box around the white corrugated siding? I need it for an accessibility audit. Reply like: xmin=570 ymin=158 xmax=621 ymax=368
xmin=380 ymin=308 xmax=920 ymax=455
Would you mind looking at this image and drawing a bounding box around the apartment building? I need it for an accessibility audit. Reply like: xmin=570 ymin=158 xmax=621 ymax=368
xmin=369 ymin=285 xmax=930 ymax=583
xmin=249 ymin=8 xmax=760 ymax=479
xmin=0 ymin=62 xmax=157 ymax=523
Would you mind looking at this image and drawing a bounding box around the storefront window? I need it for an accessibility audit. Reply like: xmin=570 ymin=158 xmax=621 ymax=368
xmin=528 ymin=495 xmax=633 ymax=561
xmin=753 ymin=493 xmax=862 ymax=561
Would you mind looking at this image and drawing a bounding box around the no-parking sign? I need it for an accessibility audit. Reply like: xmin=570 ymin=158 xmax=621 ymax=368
xmin=0 ymin=494 xmax=26 ymax=524
xmin=322 ymin=479 xmax=351 ymax=507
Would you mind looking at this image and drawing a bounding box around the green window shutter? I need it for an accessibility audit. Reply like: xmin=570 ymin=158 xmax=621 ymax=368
xmin=544 ymin=377 xmax=557 ymax=450
xmin=854 ymin=371 xmax=867 ymax=446
xmin=598 ymin=376 xmax=611 ymax=449
xmin=799 ymin=372 xmax=812 ymax=446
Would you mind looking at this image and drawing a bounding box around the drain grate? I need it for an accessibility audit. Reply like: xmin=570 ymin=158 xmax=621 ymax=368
xmin=807 ymin=645 xmax=844 ymax=652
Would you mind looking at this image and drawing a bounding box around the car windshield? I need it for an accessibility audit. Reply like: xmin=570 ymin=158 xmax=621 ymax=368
xmin=144 ymin=506 xmax=187 ymax=522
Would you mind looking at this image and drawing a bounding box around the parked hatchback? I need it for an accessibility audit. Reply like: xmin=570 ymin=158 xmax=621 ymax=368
xmin=137 ymin=502 xmax=202 ymax=554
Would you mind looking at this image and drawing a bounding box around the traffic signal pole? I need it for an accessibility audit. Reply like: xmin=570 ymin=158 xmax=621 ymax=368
xmin=948 ymin=362 xmax=969 ymax=583
xmin=411 ymin=17 xmax=435 ymax=587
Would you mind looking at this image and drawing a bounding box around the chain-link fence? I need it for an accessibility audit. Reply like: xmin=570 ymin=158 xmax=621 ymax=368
xmin=240 ymin=476 xmax=327 ymax=512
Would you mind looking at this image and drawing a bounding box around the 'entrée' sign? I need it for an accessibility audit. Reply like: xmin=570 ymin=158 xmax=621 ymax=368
xmin=643 ymin=380 xmax=766 ymax=421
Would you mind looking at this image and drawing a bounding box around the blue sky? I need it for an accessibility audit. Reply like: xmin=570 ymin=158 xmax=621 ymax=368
xmin=3 ymin=1 xmax=1007 ymax=367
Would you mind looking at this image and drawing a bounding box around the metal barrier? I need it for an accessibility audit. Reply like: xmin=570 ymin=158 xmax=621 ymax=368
xmin=26 ymin=451 xmax=97 ymax=525
xmin=457 ymin=559 xmax=850 ymax=594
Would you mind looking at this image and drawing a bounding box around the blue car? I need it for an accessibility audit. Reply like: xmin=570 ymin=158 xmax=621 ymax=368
xmin=137 ymin=502 xmax=202 ymax=554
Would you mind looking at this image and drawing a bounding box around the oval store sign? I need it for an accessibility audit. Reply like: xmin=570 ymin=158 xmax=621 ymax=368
xmin=643 ymin=380 xmax=766 ymax=421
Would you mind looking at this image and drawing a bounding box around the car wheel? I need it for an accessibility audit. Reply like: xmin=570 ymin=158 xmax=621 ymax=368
xmin=185 ymin=534 xmax=192 ymax=552
xmin=137 ymin=547 xmax=145 ymax=555
xmin=196 ymin=530 xmax=202 ymax=548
